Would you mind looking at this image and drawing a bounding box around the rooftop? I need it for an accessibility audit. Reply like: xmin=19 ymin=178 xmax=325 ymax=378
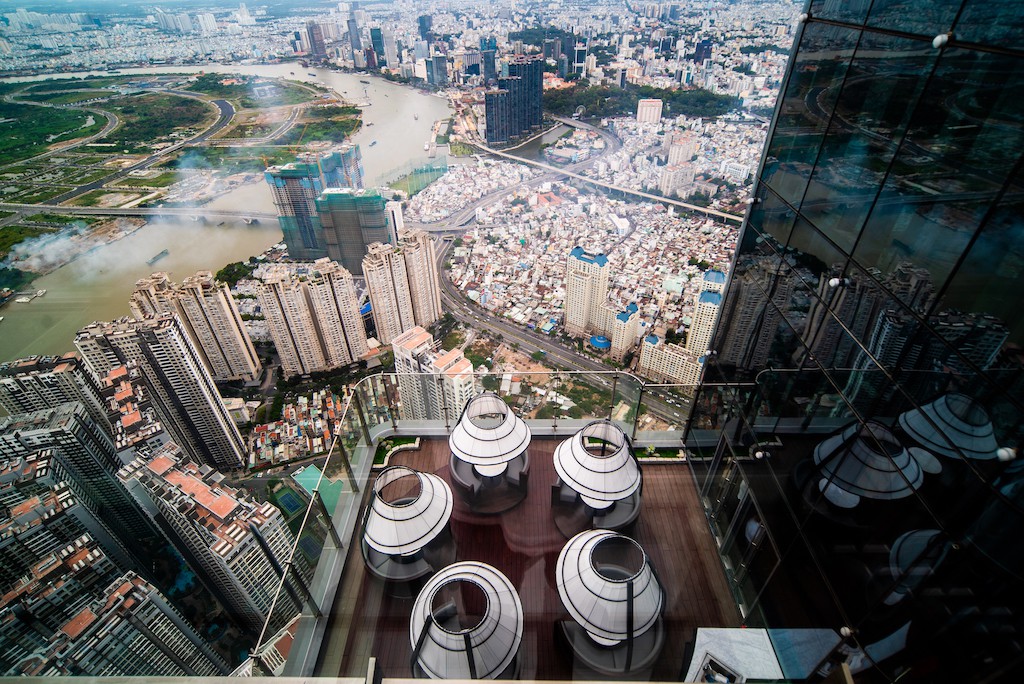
xmin=568 ymin=246 xmax=609 ymax=267
xmin=319 ymin=437 xmax=739 ymax=680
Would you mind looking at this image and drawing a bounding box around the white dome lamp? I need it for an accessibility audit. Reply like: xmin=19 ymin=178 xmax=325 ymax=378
xmin=361 ymin=465 xmax=453 ymax=581
xmin=553 ymin=420 xmax=642 ymax=507
xmin=410 ymin=561 xmax=524 ymax=679
xmin=556 ymin=530 xmax=664 ymax=649
xmin=449 ymin=391 xmax=532 ymax=471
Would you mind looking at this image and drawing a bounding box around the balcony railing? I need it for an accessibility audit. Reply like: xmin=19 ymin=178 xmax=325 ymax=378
xmin=248 ymin=369 xmax=755 ymax=676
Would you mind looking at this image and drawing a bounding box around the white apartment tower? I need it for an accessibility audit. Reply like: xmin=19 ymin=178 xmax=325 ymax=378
xmin=258 ymin=267 xmax=327 ymax=378
xmin=257 ymin=260 xmax=368 ymax=378
xmin=685 ymin=269 xmax=727 ymax=355
xmin=119 ymin=444 xmax=305 ymax=634
xmin=305 ymin=258 xmax=371 ymax=367
xmin=130 ymin=271 xmax=262 ymax=383
xmin=686 ymin=290 xmax=723 ymax=355
xmin=0 ymin=353 xmax=108 ymax=430
xmin=363 ymin=231 xmax=442 ymax=344
xmin=636 ymin=98 xmax=664 ymax=123
xmin=74 ymin=316 xmax=246 ymax=470
xmin=391 ymin=327 xmax=475 ymax=421
xmin=564 ymin=247 xmax=610 ymax=337
xmin=175 ymin=272 xmax=262 ymax=382
xmin=638 ymin=335 xmax=703 ymax=386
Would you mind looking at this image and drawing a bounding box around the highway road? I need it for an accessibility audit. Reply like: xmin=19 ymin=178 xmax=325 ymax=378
xmin=44 ymin=96 xmax=237 ymax=206
xmin=433 ymin=237 xmax=688 ymax=427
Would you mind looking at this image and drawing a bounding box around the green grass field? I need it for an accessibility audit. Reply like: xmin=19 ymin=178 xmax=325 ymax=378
xmin=22 ymin=77 xmax=123 ymax=93
xmin=67 ymin=189 xmax=140 ymax=207
xmin=100 ymin=93 xmax=213 ymax=151
xmin=184 ymin=73 xmax=317 ymax=109
xmin=0 ymin=224 xmax=56 ymax=258
xmin=22 ymin=213 xmax=100 ymax=225
xmin=163 ymin=146 xmax=299 ymax=173
xmin=12 ymin=186 xmax=72 ymax=203
xmin=0 ymin=102 xmax=106 ymax=166
xmin=25 ymin=90 xmax=116 ymax=105
xmin=114 ymin=172 xmax=179 ymax=188
xmin=274 ymin=119 xmax=361 ymax=145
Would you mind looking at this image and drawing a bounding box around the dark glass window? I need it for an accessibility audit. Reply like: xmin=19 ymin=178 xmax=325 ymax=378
xmin=762 ymin=22 xmax=861 ymax=209
xmin=865 ymin=0 xmax=961 ymax=36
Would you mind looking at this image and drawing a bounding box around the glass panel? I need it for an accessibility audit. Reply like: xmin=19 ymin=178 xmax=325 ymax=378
xmin=940 ymin=164 xmax=1024 ymax=346
xmin=865 ymin=0 xmax=961 ymax=36
xmin=852 ymin=50 xmax=1023 ymax=308
xmin=809 ymin=0 xmax=873 ymax=25
xmin=763 ymin=22 xmax=861 ymax=208
xmin=748 ymin=182 xmax=798 ymax=247
xmin=956 ymin=0 xmax=1024 ymax=50
xmin=799 ymin=32 xmax=939 ymax=253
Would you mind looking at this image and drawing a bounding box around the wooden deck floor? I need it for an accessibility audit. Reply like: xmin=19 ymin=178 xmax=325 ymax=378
xmin=321 ymin=437 xmax=740 ymax=680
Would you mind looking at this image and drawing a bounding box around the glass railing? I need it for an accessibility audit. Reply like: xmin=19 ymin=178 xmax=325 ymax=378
xmin=249 ymin=369 xmax=756 ymax=677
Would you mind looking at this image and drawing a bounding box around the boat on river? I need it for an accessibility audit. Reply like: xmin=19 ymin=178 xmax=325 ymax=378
xmin=147 ymin=249 xmax=170 ymax=266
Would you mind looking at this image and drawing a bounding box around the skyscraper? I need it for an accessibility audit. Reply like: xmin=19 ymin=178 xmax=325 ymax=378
xmin=256 ymin=260 xmax=368 ymax=379
xmin=685 ymin=4 xmax=1024 ymax=681
xmin=306 ymin=20 xmax=327 ymax=60
xmin=0 ymin=353 xmax=108 ymax=430
xmin=431 ymin=53 xmax=448 ymax=87
xmin=0 ymin=404 xmax=156 ymax=554
xmin=120 ymin=444 xmax=305 ymax=634
xmin=391 ymin=327 xmax=476 ymax=422
xmin=563 ymin=247 xmax=610 ymax=337
xmin=369 ymin=27 xmax=385 ymax=65
xmin=74 ymin=316 xmax=246 ymax=470
xmin=264 ymin=147 xmax=364 ymax=261
xmin=131 ymin=271 xmax=262 ymax=383
xmin=304 ymin=259 xmax=370 ymax=368
xmin=0 ymin=534 xmax=228 ymax=677
xmin=484 ymin=55 xmax=543 ymax=146
xmin=315 ymin=187 xmax=392 ymax=276
xmin=362 ymin=231 xmax=442 ymax=344
xmin=481 ymin=49 xmax=497 ymax=82
xmin=635 ymin=98 xmax=663 ymax=124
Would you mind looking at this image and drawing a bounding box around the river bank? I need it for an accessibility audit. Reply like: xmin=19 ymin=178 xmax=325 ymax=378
xmin=0 ymin=66 xmax=453 ymax=362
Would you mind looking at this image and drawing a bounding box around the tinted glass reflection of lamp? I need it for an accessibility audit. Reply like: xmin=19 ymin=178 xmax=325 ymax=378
xmin=410 ymin=561 xmax=523 ymax=679
xmin=813 ymin=422 xmax=928 ymax=509
xmin=362 ymin=465 xmax=454 ymax=581
xmin=898 ymin=393 xmax=1000 ymax=461
xmin=555 ymin=530 xmax=665 ymax=674
xmin=883 ymin=529 xmax=949 ymax=605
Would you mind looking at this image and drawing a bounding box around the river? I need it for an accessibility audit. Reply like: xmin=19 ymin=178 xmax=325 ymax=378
xmin=0 ymin=65 xmax=453 ymax=362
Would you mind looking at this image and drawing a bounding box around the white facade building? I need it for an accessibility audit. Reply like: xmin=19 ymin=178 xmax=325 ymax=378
xmin=392 ymin=327 xmax=475 ymax=422
xmin=564 ymin=247 xmax=610 ymax=337
xmin=120 ymin=444 xmax=304 ymax=634
xmin=638 ymin=335 xmax=703 ymax=386
xmin=364 ymin=231 xmax=442 ymax=344
xmin=635 ymin=98 xmax=663 ymax=123
xmin=130 ymin=271 xmax=262 ymax=383
xmin=74 ymin=316 xmax=245 ymax=470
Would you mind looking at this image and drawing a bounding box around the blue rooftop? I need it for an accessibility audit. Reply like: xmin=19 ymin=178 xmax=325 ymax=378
xmin=704 ymin=270 xmax=726 ymax=284
xmin=616 ymin=302 xmax=639 ymax=323
xmin=590 ymin=335 xmax=611 ymax=349
xmin=646 ymin=334 xmax=660 ymax=345
xmin=569 ymin=246 xmax=609 ymax=267
xmin=699 ymin=291 xmax=723 ymax=305
xmin=360 ymin=302 xmax=372 ymax=315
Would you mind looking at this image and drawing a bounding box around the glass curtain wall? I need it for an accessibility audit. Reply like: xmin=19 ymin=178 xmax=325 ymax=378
xmin=688 ymin=1 xmax=1024 ymax=681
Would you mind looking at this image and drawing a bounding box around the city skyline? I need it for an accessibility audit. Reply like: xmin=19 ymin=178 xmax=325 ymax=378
xmin=3 ymin=0 xmax=1021 ymax=680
